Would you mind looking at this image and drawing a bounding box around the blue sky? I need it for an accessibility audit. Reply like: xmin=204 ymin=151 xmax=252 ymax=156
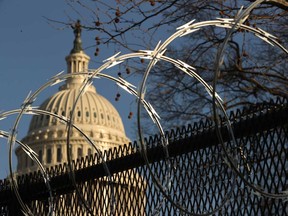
xmin=0 ymin=0 xmax=140 ymax=179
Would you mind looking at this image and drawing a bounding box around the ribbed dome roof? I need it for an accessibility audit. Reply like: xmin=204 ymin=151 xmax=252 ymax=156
xmin=28 ymin=85 xmax=125 ymax=133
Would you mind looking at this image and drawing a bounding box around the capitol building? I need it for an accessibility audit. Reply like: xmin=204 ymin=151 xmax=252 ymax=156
xmin=14 ymin=23 xmax=146 ymax=215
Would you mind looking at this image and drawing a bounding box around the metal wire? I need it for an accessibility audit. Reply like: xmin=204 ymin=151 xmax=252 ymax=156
xmin=0 ymin=1 xmax=287 ymax=214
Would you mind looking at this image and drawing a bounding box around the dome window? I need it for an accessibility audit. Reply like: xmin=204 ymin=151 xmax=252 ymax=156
xmin=77 ymin=147 xmax=83 ymax=159
xmin=61 ymin=111 xmax=65 ymax=116
xmin=86 ymin=111 xmax=89 ymax=117
xmin=38 ymin=150 xmax=43 ymax=163
xmin=101 ymin=113 xmax=104 ymax=119
xmin=47 ymin=148 xmax=52 ymax=164
xmin=69 ymin=146 xmax=73 ymax=159
xmin=88 ymin=148 xmax=92 ymax=156
xmin=57 ymin=146 xmax=62 ymax=163
xmin=107 ymin=115 xmax=110 ymax=120
xmin=78 ymin=111 xmax=81 ymax=117
xmin=93 ymin=112 xmax=97 ymax=118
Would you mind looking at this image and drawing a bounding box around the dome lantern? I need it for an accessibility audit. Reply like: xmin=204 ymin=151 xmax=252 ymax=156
xmin=64 ymin=20 xmax=90 ymax=90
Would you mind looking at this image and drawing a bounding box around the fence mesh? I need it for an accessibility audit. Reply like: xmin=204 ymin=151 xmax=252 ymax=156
xmin=0 ymin=97 xmax=287 ymax=215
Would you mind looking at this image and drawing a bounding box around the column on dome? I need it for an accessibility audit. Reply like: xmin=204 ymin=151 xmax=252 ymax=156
xmin=66 ymin=54 xmax=90 ymax=74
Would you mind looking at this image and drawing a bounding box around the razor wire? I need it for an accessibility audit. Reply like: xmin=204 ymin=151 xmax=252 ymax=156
xmin=0 ymin=1 xmax=287 ymax=215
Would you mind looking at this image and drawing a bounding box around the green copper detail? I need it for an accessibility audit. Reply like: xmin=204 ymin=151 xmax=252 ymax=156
xmin=70 ymin=20 xmax=83 ymax=53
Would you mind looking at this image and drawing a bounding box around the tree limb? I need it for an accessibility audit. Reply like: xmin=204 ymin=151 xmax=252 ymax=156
xmin=248 ymin=0 xmax=288 ymax=10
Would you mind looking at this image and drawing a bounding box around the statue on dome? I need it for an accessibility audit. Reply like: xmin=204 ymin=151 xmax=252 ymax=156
xmin=72 ymin=20 xmax=82 ymax=39
xmin=70 ymin=20 xmax=83 ymax=53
